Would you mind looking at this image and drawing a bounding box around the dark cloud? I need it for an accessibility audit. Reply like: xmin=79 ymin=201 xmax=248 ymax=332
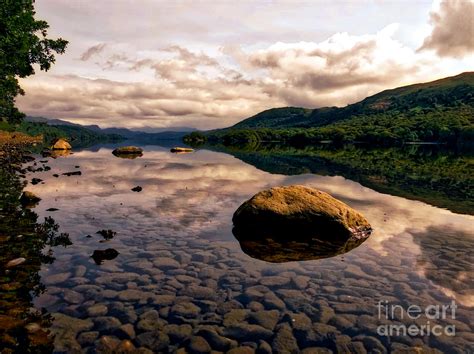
xmin=420 ymin=0 xmax=474 ymax=58
xmin=80 ymin=43 xmax=107 ymax=61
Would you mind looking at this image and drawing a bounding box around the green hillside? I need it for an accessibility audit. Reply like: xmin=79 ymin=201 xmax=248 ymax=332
xmin=0 ymin=120 xmax=124 ymax=147
xmin=234 ymin=72 xmax=474 ymax=129
xmin=191 ymin=72 xmax=474 ymax=146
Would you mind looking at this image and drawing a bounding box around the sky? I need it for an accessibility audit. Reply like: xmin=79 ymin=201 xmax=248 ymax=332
xmin=16 ymin=0 xmax=474 ymax=130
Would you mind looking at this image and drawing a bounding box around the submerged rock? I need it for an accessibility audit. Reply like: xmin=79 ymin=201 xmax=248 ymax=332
xmin=51 ymin=138 xmax=72 ymax=150
xmin=232 ymin=185 xmax=372 ymax=262
xmin=131 ymin=186 xmax=142 ymax=192
xmin=112 ymin=146 xmax=143 ymax=159
xmin=92 ymin=249 xmax=119 ymax=265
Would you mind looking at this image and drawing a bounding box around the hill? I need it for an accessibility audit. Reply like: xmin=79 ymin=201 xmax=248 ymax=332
xmin=234 ymin=72 xmax=474 ymax=129
xmin=193 ymin=72 xmax=474 ymax=147
xmin=25 ymin=116 xmax=193 ymax=141
xmin=0 ymin=118 xmax=124 ymax=148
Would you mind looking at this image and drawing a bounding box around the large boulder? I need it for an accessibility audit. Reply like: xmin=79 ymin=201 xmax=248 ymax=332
xmin=112 ymin=146 xmax=143 ymax=159
xmin=51 ymin=138 xmax=72 ymax=150
xmin=232 ymin=185 xmax=372 ymax=252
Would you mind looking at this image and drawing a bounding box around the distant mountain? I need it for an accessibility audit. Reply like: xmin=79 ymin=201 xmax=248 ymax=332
xmin=233 ymin=72 xmax=474 ymax=129
xmin=25 ymin=116 xmax=195 ymax=141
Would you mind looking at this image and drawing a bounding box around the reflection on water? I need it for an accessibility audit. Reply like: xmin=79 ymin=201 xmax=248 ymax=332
xmin=48 ymin=149 xmax=72 ymax=158
xmin=14 ymin=144 xmax=474 ymax=352
xmin=413 ymin=226 xmax=474 ymax=307
xmin=233 ymin=231 xmax=369 ymax=263
xmin=0 ymin=155 xmax=72 ymax=352
xmin=211 ymin=144 xmax=474 ymax=214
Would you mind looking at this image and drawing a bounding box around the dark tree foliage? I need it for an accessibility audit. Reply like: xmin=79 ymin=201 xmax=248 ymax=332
xmin=0 ymin=0 xmax=68 ymax=123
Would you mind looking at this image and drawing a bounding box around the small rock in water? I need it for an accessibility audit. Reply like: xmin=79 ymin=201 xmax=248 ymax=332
xmin=92 ymin=249 xmax=119 ymax=265
xmin=112 ymin=146 xmax=143 ymax=159
xmin=131 ymin=186 xmax=142 ymax=192
xmin=97 ymin=229 xmax=117 ymax=240
xmin=19 ymin=191 xmax=41 ymax=207
xmin=62 ymin=171 xmax=81 ymax=176
xmin=52 ymin=174 xmax=59 ymax=178
xmin=6 ymin=257 xmax=26 ymax=268
xmin=31 ymin=178 xmax=43 ymax=185
xmin=46 ymin=208 xmax=59 ymax=211
xmin=187 ymin=336 xmax=211 ymax=353
xmin=170 ymin=147 xmax=194 ymax=153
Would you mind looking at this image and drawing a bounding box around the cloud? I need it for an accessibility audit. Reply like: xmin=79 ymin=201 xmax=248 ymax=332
xmin=18 ymin=22 xmax=471 ymax=129
xmin=80 ymin=43 xmax=107 ymax=61
xmin=17 ymin=73 xmax=275 ymax=130
xmin=419 ymin=0 xmax=474 ymax=58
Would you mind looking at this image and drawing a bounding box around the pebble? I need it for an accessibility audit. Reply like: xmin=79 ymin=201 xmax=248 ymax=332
xmin=187 ymin=336 xmax=212 ymax=353
xmin=272 ymin=323 xmax=299 ymax=353
xmin=118 ymin=289 xmax=149 ymax=301
xmin=164 ymin=324 xmax=192 ymax=343
xmin=87 ymin=304 xmax=108 ymax=317
xmin=223 ymin=323 xmax=273 ymax=341
xmin=170 ymin=302 xmax=201 ymax=319
xmin=196 ymin=328 xmax=237 ymax=351
xmin=6 ymin=257 xmax=26 ymax=268
xmin=180 ymin=285 xmax=218 ymax=300
xmin=260 ymin=276 xmax=290 ymax=287
xmin=228 ymin=347 xmax=256 ymax=354
xmin=63 ymin=290 xmax=84 ymax=304
xmin=136 ymin=330 xmax=170 ymax=351
xmin=93 ymin=316 xmax=122 ymax=333
xmin=114 ymin=323 xmax=135 ymax=339
xmin=248 ymin=310 xmax=280 ymax=330
xmin=77 ymin=331 xmax=99 ymax=346
xmin=44 ymin=272 xmax=71 ymax=285
xmin=153 ymin=257 xmax=181 ymax=270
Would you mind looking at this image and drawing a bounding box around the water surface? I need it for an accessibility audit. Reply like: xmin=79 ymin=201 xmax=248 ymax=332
xmin=20 ymin=144 xmax=474 ymax=352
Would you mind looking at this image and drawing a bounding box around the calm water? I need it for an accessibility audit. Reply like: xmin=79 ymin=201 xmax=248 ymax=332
xmin=20 ymin=144 xmax=474 ymax=352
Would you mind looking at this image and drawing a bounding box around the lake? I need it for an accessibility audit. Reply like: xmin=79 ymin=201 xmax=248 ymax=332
xmin=4 ymin=143 xmax=474 ymax=352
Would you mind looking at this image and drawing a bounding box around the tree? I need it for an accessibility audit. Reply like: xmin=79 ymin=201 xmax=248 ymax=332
xmin=0 ymin=0 xmax=67 ymax=123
